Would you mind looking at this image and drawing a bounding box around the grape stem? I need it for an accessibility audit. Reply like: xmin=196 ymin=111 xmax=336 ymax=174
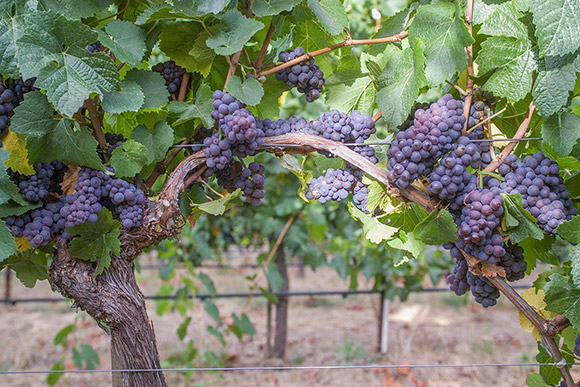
xmin=177 ymin=71 xmax=190 ymax=102
xmin=257 ymin=31 xmax=409 ymax=78
xmin=483 ymin=101 xmax=536 ymax=172
xmin=461 ymin=0 xmax=475 ymax=134
xmin=255 ymin=23 xmax=275 ymax=72
xmin=85 ymin=99 xmax=108 ymax=161
xmin=445 ymin=80 xmax=468 ymax=96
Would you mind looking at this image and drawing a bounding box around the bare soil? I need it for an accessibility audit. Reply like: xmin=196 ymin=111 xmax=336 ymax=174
xmin=0 ymin=252 xmax=568 ymax=387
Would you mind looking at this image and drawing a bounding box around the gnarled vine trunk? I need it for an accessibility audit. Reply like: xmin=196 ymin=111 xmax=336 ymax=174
xmin=49 ymin=241 xmax=167 ymax=387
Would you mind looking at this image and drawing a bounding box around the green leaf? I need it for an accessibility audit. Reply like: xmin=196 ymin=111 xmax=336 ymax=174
xmin=226 ymin=76 xmax=264 ymax=106
xmin=187 ymin=31 xmax=216 ymax=77
xmin=131 ymin=122 xmax=174 ymax=165
xmin=387 ymin=230 xmax=425 ymax=257
xmin=292 ymin=19 xmax=341 ymax=76
xmin=408 ymin=2 xmax=474 ymax=86
xmin=526 ymin=373 xmax=548 ymax=387
xmin=266 ymin=262 xmax=284 ymax=292
xmin=533 ymin=50 xmax=580 ymax=117
xmin=108 ymin=139 xmax=149 ymax=178
xmin=377 ymin=43 xmax=426 ymax=127
xmin=259 ymin=286 xmax=279 ymax=303
xmin=38 ymin=0 xmax=99 ymax=19
xmin=307 ymin=0 xmax=348 ymax=36
xmin=0 ymin=220 xmax=17 ymax=265
xmin=477 ymin=36 xmax=536 ymax=102
xmin=557 ymin=216 xmax=580 ymax=243
xmin=46 ymin=361 xmax=64 ymax=386
xmin=253 ymin=0 xmax=301 ymax=17
xmin=325 ymin=56 xmax=376 ymax=114
xmin=519 ymin=236 xmax=558 ymax=272
xmin=97 ymin=19 xmax=146 ymax=66
xmin=501 ymin=193 xmax=545 ymax=243
xmin=232 ymin=313 xmax=256 ymax=337
xmin=544 ymin=273 xmax=580 ymax=329
xmin=206 ymin=10 xmax=264 ymax=55
xmin=248 ymin=76 xmax=286 ymax=119
xmin=349 ymin=202 xmax=398 ymax=244
xmin=0 ymin=149 xmax=22 ymax=207
xmin=72 ymin=344 xmax=99 ymax=370
xmin=159 ymin=22 xmax=203 ymax=73
xmin=413 ymin=210 xmax=457 ymax=245
xmin=569 ymin=245 xmax=580 ymax=289
xmin=479 ymin=2 xmax=528 ymax=40
xmin=385 ymin=203 xmax=427 ymax=233
xmin=530 ymin=0 xmax=580 ymax=57
xmin=0 ymin=8 xmax=23 ymax=78
xmin=188 ymin=190 xmax=244 ymax=219
xmin=207 ymin=326 xmax=226 ymax=346
xmin=177 ymin=316 xmax=191 ymax=340
xmin=542 ymin=111 xmax=580 ymax=157
xmin=16 ymin=11 xmax=119 ymax=117
xmin=168 ymin=84 xmax=214 ymax=129
xmin=7 ymin=251 xmax=49 ymax=287
xmin=54 ymin=324 xmax=75 ymax=347
xmin=204 ymin=300 xmax=221 ymax=323
xmin=124 ymin=69 xmax=169 ymax=110
xmin=11 ymin=92 xmax=103 ymax=170
xmin=68 ymin=208 xmax=121 ymax=276
xmin=101 ymin=80 xmax=144 ymax=115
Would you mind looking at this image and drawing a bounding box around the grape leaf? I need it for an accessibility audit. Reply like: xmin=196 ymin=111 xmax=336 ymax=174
xmin=206 ymin=10 xmax=264 ymax=55
xmin=135 ymin=4 xmax=200 ymax=25
xmin=530 ymin=0 xmax=580 ymax=57
xmin=167 ymin=84 xmax=214 ymax=129
xmin=248 ymin=76 xmax=286 ymax=119
xmin=526 ymin=372 xmax=548 ymax=386
xmin=569 ymin=245 xmax=580 ymax=289
xmin=108 ymin=139 xmax=149 ymax=178
xmin=97 ymin=19 xmax=147 ymax=66
xmin=16 ymin=11 xmax=119 ymax=117
xmin=131 ymin=122 xmax=174 ymax=165
xmin=477 ymin=36 xmax=536 ymax=102
xmin=266 ymin=262 xmax=283 ymax=292
xmin=479 ymin=2 xmax=528 ymax=39
xmin=387 ymin=230 xmax=425 ymax=257
xmin=408 ymin=2 xmax=474 ymax=87
xmin=0 ymin=219 xmax=17 ymax=264
xmin=544 ymin=273 xmax=580 ymax=329
xmin=124 ymin=69 xmax=169 ymax=110
xmin=349 ymin=203 xmax=398 ymax=244
xmin=533 ymin=50 xmax=580 ymax=117
xmin=2 ymin=250 xmax=49 ymax=287
xmin=226 ymin=76 xmax=264 ymax=106
xmin=0 ymin=7 xmax=23 ymax=78
xmin=385 ymin=203 xmax=427 ymax=233
xmin=68 ymin=208 xmax=121 ymax=276
xmin=325 ymin=57 xmax=376 ymax=114
xmin=253 ymin=0 xmax=301 ymax=17
xmin=307 ymin=0 xmax=349 ymax=36
xmin=231 ymin=313 xmax=256 ymax=338
xmin=72 ymin=344 xmax=99 ymax=370
xmin=292 ymin=19 xmax=341 ymax=77
xmin=188 ymin=190 xmax=243 ymax=219
xmin=37 ymin=0 xmax=99 ymax=19
xmin=413 ymin=210 xmax=457 ymax=245
xmin=11 ymin=92 xmax=103 ymax=170
xmin=377 ymin=43 xmax=426 ymax=128
xmin=176 ymin=317 xmax=191 ymax=340
xmin=101 ymin=80 xmax=145 ymax=115
xmin=501 ymin=193 xmax=545 ymax=243
xmin=4 ymin=131 xmax=34 ymax=175
xmin=557 ymin=216 xmax=580 ymax=243
xmin=187 ymin=31 xmax=216 ymax=78
xmin=159 ymin=22 xmax=203 ymax=73
xmin=541 ymin=111 xmax=580 ymax=157
xmin=519 ymin=236 xmax=558 ymax=273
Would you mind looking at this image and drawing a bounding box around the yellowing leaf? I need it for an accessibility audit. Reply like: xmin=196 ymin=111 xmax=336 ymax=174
xmin=15 ymin=236 xmax=31 ymax=252
xmin=4 ymin=131 xmax=34 ymax=175
xmin=518 ymin=287 xmax=556 ymax=341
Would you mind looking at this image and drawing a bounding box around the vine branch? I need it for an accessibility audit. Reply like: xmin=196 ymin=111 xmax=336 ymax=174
xmin=177 ymin=72 xmax=190 ymax=102
xmin=224 ymin=0 xmax=254 ymax=88
xmin=85 ymin=99 xmax=108 ymax=159
xmin=255 ymin=23 xmax=275 ymax=71
xmin=258 ymin=31 xmax=409 ymax=77
xmin=462 ymin=0 xmax=475 ymax=134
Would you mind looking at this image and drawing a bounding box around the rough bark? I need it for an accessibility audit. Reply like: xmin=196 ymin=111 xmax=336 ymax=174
xmin=49 ymin=240 xmax=167 ymax=387
xmin=270 ymin=244 xmax=289 ymax=358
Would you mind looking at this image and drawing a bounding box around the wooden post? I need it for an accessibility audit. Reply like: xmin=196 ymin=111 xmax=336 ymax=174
xmin=380 ymin=297 xmax=390 ymax=354
xmin=4 ymin=269 xmax=11 ymax=301
xmin=270 ymin=242 xmax=289 ymax=358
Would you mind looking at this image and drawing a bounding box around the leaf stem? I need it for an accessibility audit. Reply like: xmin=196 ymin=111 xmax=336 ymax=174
xmin=85 ymin=99 xmax=108 ymax=161
xmin=462 ymin=0 xmax=475 ymax=134
xmin=255 ymin=23 xmax=275 ymax=71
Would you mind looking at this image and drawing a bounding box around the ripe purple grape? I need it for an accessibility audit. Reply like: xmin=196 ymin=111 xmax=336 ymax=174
xmin=275 ymin=47 xmax=325 ymax=102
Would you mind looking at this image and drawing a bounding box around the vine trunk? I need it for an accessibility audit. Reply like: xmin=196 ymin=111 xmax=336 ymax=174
xmin=49 ymin=240 xmax=167 ymax=387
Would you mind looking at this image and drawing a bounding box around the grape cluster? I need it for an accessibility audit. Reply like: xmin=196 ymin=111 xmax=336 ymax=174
xmin=105 ymin=132 xmax=126 ymax=157
xmin=386 ymin=94 xmax=464 ymax=187
xmin=235 ymin=162 xmax=265 ymax=206
xmin=275 ymin=47 xmax=325 ymax=102
xmin=220 ymin=108 xmax=264 ymax=158
xmin=5 ymin=201 xmax=65 ymax=248
xmin=502 ymin=243 xmax=526 ymax=282
xmin=574 ymin=335 xmax=580 ymax=357
xmin=87 ymin=42 xmax=102 ymax=53
xmin=306 ymin=168 xmax=357 ymax=203
xmin=10 ymin=162 xmax=64 ymax=203
xmin=447 ymin=258 xmax=469 ymax=296
xmin=203 ymin=133 xmax=232 ymax=171
xmin=211 ymin=90 xmax=243 ymax=121
xmin=353 ymin=182 xmax=370 ymax=213
xmin=467 ymin=271 xmax=500 ymax=307
xmin=499 ymin=152 xmax=576 ymax=234
xmin=0 ymin=78 xmax=36 ymax=137
xmin=310 ymin=110 xmax=375 ymax=143
xmin=152 ymin=61 xmax=186 ymax=94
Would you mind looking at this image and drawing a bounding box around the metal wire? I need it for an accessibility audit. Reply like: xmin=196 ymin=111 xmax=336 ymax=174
xmin=0 ymin=362 xmax=575 ymax=375
xmin=172 ymin=137 xmax=542 ymax=149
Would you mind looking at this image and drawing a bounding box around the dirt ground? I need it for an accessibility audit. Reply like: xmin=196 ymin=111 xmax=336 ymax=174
xmin=0 ymin=251 xmax=567 ymax=387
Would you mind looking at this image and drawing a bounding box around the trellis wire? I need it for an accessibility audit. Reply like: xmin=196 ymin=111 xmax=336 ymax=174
xmin=0 ymin=362 xmax=576 ymax=375
xmin=0 ymin=284 xmax=532 ymax=305
xmin=172 ymin=137 xmax=542 ymax=149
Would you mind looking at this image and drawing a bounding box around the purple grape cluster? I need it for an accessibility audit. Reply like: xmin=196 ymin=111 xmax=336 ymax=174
xmin=203 ymin=132 xmax=232 ymax=171
xmin=306 ymin=168 xmax=357 ymax=203
xmin=0 ymin=78 xmax=36 ymax=136
xmin=353 ymin=182 xmax=370 ymax=213
xmin=235 ymin=162 xmax=265 ymax=206
xmin=447 ymin=258 xmax=469 ymax=296
xmin=105 ymin=132 xmax=126 ymax=157
xmin=211 ymin=90 xmax=243 ymax=121
xmin=60 ymin=168 xmax=108 ymax=228
xmin=5 ymin=201 xmax=65 ymax=248
xmin=502 ymin=243 xmax=526 ymax=282
xmin=87 ymin=42 xmax=102 ymax=53
xmin=257 ymin=116 xmax=313 ymax=137
xmin=499 ymin=152 xmax=576 ymax=234
xmin=275 ymin=47 xmax=325 ymax=102
xmin=220 ymin=108 xmax=264 ymax=158
xmin=457 ymin=187 xmax=504 ymax=246
xmin=574 ymin=335 xmax=580 ymax=357
xmin=152 ymin=61 xmax=186 ymax=94
xmin=386 ymin=94 xmax=464 ymax=187
xmin=310 ymin=110 xmax=375 ymax=143
xmin=10 ymin=162 xmax=64 ymax=203
xmin=467 ymin=271 xmax=500 ymax=308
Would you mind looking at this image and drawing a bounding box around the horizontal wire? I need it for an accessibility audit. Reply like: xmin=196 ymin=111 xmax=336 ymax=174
xmin=172 ymin=137 xmax=542 ymax=149
xmin=0 ymin=284 xmax=532 ymax=304
xmin=1 ymin=362 xmax=575 ymax=375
